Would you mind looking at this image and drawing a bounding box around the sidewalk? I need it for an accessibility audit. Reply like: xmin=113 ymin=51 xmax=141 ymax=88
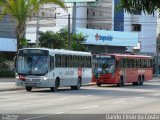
xmin=0 ymin=78 xmax=95 ymax=92
xmin=0 ymin=78 xmax=23 ymax=92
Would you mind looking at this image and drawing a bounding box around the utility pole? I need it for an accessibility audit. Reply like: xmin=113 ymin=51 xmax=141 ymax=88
xmin=72 ymin=2 xmax=76 ymax=34
xmin=68 ymin=14 xmax=71 ymax=50
xmin=36 ymin=12 xmax=40 ymax=48
xmin=156 ymin=34 xmax=160 ymax=75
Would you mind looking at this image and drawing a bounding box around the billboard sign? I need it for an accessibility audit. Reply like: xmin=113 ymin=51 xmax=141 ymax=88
xmin=0 ymin=38 xmax=17 ymax=52
xmin=76 ymin=28 xmax=138 ymax=47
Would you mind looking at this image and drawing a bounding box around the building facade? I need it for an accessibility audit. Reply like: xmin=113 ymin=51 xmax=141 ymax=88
xmin=0 ymin=7 xmax=17 ymax=52
xmin=26 ymin=3 xmax=73 ymax=43
xmin=85 ymin=0 xmax=157 ymax=55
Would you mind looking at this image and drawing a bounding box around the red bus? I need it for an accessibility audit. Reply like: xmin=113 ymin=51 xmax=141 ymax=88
xmin=92 ymin=54 xmax=153 ymax=87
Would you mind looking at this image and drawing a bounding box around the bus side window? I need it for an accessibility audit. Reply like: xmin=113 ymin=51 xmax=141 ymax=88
xmin=61 ymin=55 xmax=66 ymax=67
xmin=89 ymin=56 xmax=92 ymax=68
xmin=50 ymin=56 xmax=54 ymax=70
xmin=55 ymin=54 xmax=61 ymax=68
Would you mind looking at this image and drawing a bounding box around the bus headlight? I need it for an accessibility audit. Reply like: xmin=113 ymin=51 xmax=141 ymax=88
xmin=98 ymin=74 xmax=100 ymax=78
xmin=44 ymin=76 xmax=47 ymax=80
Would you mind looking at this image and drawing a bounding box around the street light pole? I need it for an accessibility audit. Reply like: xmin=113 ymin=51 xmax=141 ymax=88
xmin=36 ymin=11 xmax=40 ymax=48
xmin=72 ymin=2 xmax=76 ymax=34
xmin=54 ymin=12 xmax=60 ymax=25
xmin=68 ymin=14 xmax=71 ymax=50
xmin=156 ymin=34 xmax=160 ymax=75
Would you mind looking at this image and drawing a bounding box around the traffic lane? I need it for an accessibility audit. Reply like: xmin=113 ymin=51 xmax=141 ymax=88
xmin=0 ymin=82 xmax=160 ymax=114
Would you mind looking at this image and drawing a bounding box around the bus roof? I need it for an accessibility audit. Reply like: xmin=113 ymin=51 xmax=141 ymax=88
xmin=94 ymin=53 xmax=152 ymax=59
xmin=19 ymin=48 xmax=92 ymax=56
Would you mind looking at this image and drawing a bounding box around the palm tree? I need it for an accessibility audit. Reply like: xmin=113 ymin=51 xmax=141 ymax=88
xmin=0 ymin=0 xmax=65 ymax=50
xmin=118 ymin=0 xmax=159 ymax=15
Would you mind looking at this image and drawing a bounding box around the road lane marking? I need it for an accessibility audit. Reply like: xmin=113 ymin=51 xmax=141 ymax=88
xmin=23 ymin=112 xmax=65 ymax=120
xmin=23 ymin=114 xmax=54 ymax=120
xmin=153 ymin=94 xmax=160 ymax=96
xmin=55 ymin=112 xmax=65 ymax=114
xmin=112 ymin=100 xmax=127 ymax=104
xmin=80 ymin=95 xmax=93 ymax=98
xmin=56 ymin=98 xmax=68 ymax=101
xmin=133 ymin=97 xmax=144 ymax=100
xmin=50 ymin=98 xmax=68 ymax=102
xmin=80 ymin=105 xmax=99 ymax=110
xmin=112 ymin=97 xmax=144 ymax=104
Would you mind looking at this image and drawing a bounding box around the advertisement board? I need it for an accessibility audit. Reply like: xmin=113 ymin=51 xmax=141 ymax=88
xmin=76 ymin=28 xmax=138 ymax=47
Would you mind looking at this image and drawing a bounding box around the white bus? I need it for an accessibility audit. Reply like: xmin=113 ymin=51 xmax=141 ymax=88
xmin=15 ymin=48 xmax=92 ymax=92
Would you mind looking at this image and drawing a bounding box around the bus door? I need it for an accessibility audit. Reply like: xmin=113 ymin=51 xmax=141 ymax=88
xmin=78 ymin=67 xmax=82 ymax=78
xmin=125 ymin=59 xmax=135 ymax=83
xmin=122 ymin=58 xmax=127 ymax=83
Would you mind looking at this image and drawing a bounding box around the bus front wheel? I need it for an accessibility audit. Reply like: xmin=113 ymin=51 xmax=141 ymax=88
xmin=140 ymin=76 xmax=144 ymax=85
xmin=50 ymin=79 xmax=59 ymax=92
xmin=71 ymin=78 xmax=81 ymax=90
xmin=97 ymin=83 xmax=101 ymax=87
xmin=117 ymin=77 xmax=123 ymax=87
xmin=25 ymin=86 xmax=32 ymax=92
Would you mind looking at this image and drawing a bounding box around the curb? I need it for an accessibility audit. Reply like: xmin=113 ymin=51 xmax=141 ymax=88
xmin=0 ymin=82 xmax=96 ymax=92
xmin=0 ymin=87 xmax=24 ymax=92
xmin=84 ymin=83 xmax=96 ymax=86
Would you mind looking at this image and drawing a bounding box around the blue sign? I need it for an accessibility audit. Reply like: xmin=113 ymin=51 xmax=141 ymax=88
xmin=95 ymin=33 xmax=113 ymax=41
xmin=76 ymin=28 xmax=138 ymax=47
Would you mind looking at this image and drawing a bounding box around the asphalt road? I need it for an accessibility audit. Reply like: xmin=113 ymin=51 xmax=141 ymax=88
xmin=0 ymin=78 xmax=160 ymax=120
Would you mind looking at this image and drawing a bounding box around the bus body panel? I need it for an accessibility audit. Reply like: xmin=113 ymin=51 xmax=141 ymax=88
xmin=93 ymin=54 xmax=153 ymax=86
xmin=16 ymin=48 xmax=92 ymax=90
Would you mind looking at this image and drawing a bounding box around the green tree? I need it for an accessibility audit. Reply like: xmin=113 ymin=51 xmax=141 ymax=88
xmin=117 ymin=0 xmax=159 ymax=15
xmin=0 ymin=0 xmax=65 ymax=50
xmin=39 ymin=28 xmax=87 ymax=51
xmin=58 ymin=28 xmax=87 ymax=51
xmin=71 ymin=32 xmax=86 ymax=51
xmin=39 ymin=31 xmax=65 ymax=49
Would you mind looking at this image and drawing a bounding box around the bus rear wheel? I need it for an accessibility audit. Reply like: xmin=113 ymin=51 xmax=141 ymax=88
xmin=133 ymin=76 xmax=141 ymax=86
xmin=25 ymin=86 xmax=32 ymax=92
xmin=71 ymin=78 xmax=81 ymax=90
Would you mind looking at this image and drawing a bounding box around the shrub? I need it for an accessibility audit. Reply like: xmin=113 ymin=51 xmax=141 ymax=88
xmin=0 ymin=71 xmax=15 ymax=78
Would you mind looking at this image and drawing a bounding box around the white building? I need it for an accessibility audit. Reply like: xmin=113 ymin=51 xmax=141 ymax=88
xmin=26 ymin=3 xmax=73 ymax=43
xmin=123 ymin=11 xmax=157 ymax=55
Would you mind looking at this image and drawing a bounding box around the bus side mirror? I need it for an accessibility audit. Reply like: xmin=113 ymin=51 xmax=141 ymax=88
xmin=14 ymin=56 xmax=17 ymax=69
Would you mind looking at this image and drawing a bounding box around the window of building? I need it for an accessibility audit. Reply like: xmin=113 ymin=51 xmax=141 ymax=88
xmin=92 ymin=11 xmax=96 ymax=16
xmin=132 ymin=24 xmax=141 ymax=32
xmin=100 ymin=11 xmax=103 ymax=16
xmin=42 ymin=12 xmax=45 ymax=17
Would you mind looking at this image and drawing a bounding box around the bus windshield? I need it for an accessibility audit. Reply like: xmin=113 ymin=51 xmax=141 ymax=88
xmin=93 ymin=55 xmax=115 ymax=74
xmin=16 ymin=50 xmax=49 ymax=75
